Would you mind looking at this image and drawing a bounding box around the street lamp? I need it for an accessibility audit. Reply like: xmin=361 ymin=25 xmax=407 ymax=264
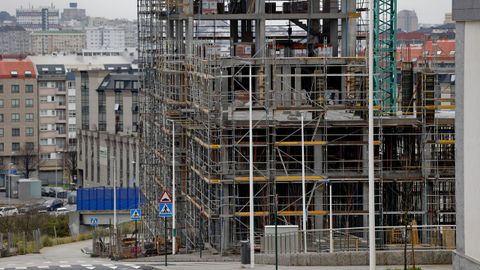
xmin=368 ymin=0 xmax=376 ymax=268
xmin=300 ymin=112 xmax=307 ymax=253
xmin=55 ymin=151 xmax=60 ymax=198
xmin=166 ymin=119 xmax=176 ymax=255
xmin=7 ymin=162 xmax=14 ymax=206
xmin=112 ymin=156 xmax=117 ymax=231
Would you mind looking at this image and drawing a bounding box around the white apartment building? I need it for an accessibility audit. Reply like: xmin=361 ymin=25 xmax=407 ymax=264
xmin=16 ymin=6 xmax=60 ymax=31
xmin=86 ymin=27 xmax=126 ymax=50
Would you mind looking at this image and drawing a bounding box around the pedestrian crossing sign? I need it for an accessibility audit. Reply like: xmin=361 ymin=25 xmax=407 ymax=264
xmin=130 ymin=209 xmax=142 ymax=221
xmin=159 ymin=203 xmax=173 ymax=218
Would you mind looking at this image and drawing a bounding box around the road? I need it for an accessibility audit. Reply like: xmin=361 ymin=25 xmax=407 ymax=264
xmin=0 ymin=240 xmax=152 ymax=270
xmin=0 ymin=240 xmax=452 ymax=270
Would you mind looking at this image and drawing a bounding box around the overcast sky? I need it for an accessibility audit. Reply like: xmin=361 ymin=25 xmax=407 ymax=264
xmin=1 ymin=0 xmax=452 ymax=24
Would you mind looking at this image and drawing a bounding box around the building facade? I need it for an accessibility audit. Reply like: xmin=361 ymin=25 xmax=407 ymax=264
xmin=36 ymin=64 xmax=68 ymax=183
xmin=0 ymin=58 xmax=38 ymax=182
xmin=453 ymin=2 xmax=480 ymax=269
xmin=61 ymin=2 xmax=87 ymax=22
xmin=16 ymin=6 xmax=60 ymax=31
xmin=86 ymin=27 xmax=126 ymax=50
xmin=0 ymin=26 xmax=31 ymax=55
xmin=31 ymin=31 xmax=86 ymax=55
xmin=76 ymin=69 xmax=139 ymax=188
xmin=397 ymin=9 xmax=419 ymax=32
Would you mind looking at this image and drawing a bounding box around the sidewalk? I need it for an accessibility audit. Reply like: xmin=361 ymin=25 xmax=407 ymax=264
xmin=148 ymin=262 xmax=452 ymax=270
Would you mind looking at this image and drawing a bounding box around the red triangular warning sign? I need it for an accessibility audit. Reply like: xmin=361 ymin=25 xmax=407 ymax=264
xmin=159 ymin=191 xmax=172 ymax=203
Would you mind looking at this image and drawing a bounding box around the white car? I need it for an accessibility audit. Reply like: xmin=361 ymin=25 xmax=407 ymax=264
xmin=52 ymin=207 xmax=70 ymax=216
xmin=0 ymin=207 xmax=19 ymax=217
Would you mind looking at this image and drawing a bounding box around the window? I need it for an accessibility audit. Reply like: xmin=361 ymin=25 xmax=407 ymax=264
xmin=69 ymin=124 xmax=76 ymax=132
xmin=12 ymin=143 xmax=20 ymax=151
xmin=11 ymin=85 xmax=19 ymax=93
xmin=25 ymin=127 xmax=34 ymax=137
xmin=12 ymin=128 xmax=20 ymax=137
xmin=25 ymin=71 xmax=32 ymax=78
xmin=40 ymin=138 xmax=56 ymax=146
xmin=25 ymin=113 xmax=33 ymax=122
xmin=0 ymin=99 xmax=3 ymax=108
xmin=0 ymin=85 xmax=3 ymax=93
xmin=0 ymin=143 xmax=3 ymax=152
xmin=0 ymin=114 xmax=3 ymax=122
xmin=69 ymin=110 xmax=76 ymax=118
xmin=11 ymin=113 xmax=20 ymax=122
xmin=40 ymin=124 xmax=48 ymax=131
xmin=11 ymin=99 xmax=20 ymax=108
xmin=69 ymin=96 xmax=76 ymax=103
xmin=115 ymin=81 xmax=125 ymax=89
xmin=40 ymin=96 xmax=48 ymax=103
xmin=25 ymin=85 xmax=33 ymax=93
xmin=25 ymin=99 xmax=33 ymax=107
xmin=0 ymin=128 xmax=3 ymax=137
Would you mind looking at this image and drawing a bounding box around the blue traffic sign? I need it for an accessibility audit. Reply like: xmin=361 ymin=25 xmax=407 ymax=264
xmin=130 ymin=209 xmax=142 ymax=221
xmin=90 ymin=217 xmax=99 ymax=226
xmin=159 ymin=203 xmax=173 ymax=218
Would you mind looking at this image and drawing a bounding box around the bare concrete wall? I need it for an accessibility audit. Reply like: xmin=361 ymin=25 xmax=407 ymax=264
xmin=256 ymin=250 xmax=452 ymax=266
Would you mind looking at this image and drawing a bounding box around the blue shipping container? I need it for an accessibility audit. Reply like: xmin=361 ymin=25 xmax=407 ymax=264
xmin=77 ymin=187 xmax=143 ymax=211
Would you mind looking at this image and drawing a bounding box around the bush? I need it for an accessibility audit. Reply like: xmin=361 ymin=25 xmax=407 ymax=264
xmin=41 ymin=235 xmax=54 ymax=247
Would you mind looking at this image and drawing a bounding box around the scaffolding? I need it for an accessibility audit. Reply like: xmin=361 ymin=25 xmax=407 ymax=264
xmin=138 ymin=0 xmax=455 ymax=254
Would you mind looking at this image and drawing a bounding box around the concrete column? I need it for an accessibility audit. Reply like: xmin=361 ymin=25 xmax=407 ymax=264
xmin=453 ymin=4 xmax=480 ymax=267
xmin=314 ymin=134 xmax=324 ymax=229
xmin=341 ymin=0 xmax=357 ymax=56
xmin=255 ymin=0 xmax=265 ymax=57
xmin=323 ymin=0 xmax=339 ymax=56
xmin=362 ymin=182 xmax=369 ymax=231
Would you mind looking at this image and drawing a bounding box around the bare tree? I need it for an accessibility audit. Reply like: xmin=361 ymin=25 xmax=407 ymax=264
xmin=63 ymin=147 xmax=77 ymax=184
xmin=17 ymin=146 xmax=42 ymax=179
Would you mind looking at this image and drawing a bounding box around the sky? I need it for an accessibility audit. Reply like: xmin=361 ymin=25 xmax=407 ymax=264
xmin=1 ymin=0 xmax=452 ymax=24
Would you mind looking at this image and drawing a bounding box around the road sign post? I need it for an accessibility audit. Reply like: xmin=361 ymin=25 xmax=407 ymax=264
xmin=90 ymin=217 xmax=99 ymax=227
xmin=164 ymin=217 xmax=168 ymax=266
xmin=158 ymin=190 xmax=173 ymax=266
xmin=130 ymin=209 xmax=142 ymax=258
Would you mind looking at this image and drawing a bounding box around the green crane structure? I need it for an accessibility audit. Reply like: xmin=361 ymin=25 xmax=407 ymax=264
xmin=374 ymin=0 xmax=398 ymax=112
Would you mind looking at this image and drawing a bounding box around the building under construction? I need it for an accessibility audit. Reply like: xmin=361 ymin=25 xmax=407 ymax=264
xmin=137 ymin=0 xmax=455 ymax=253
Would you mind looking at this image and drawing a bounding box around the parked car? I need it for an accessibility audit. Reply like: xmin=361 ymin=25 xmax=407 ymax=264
xmin=41 ymin=186 xmax=52 ymax=197
xmin=49 ymin=187 xmax=66 ymax=198
xmin=0 ymin=207 xmax=19 ymax=217
xmin=51 ymin=207 xmax=69 ymax=216
xmin=43 ymin=199 xmax=64 ymax=212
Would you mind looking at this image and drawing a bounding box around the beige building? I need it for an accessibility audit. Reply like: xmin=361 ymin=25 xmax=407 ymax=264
xmin=36 ymin=64 xmax=68 ymax=183
xmin=31 ymin=31 xmax=86 ymax=55
xmin=0 ymin=26 xmax=31 ymax=55
xmin=0 ymin=58 xmax=39 ymax=182
xmin=76 ymin=68 xmax=139 ymax=188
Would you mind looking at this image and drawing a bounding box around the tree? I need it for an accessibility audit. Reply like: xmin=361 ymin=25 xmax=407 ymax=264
xmin=63 ymin=147 xmax=78 ymax=184
xmin=17 ymin=145 xmax=41 ymax=179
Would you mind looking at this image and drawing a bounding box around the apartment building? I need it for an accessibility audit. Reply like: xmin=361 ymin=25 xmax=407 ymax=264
xmin=16 ymin=6 xmax=60 ymax=31
xmin=0 ymin=58 xmax=38 ymax=182
xmin=76 ymin=68 xmax=139 ymax=188
xmin=0 ymin=26 xmax=31 ymax=55
xmin=31 ymin=31 xmax=86 ymax=55
xmin=36 ymin=64 xmax=68 ymax=183
xmin=86 ymin=27 xmax=126 ymax=50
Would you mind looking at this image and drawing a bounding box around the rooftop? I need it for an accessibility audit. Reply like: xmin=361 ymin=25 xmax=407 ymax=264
xmin=0 ymin=58 xmax=36 ymax=79
xmin=97 ymin=73 xmax=139 ymax=92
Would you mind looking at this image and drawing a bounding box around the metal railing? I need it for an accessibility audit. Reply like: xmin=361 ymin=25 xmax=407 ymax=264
xmin=262 ymin=225 xmax=456 ymax=254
